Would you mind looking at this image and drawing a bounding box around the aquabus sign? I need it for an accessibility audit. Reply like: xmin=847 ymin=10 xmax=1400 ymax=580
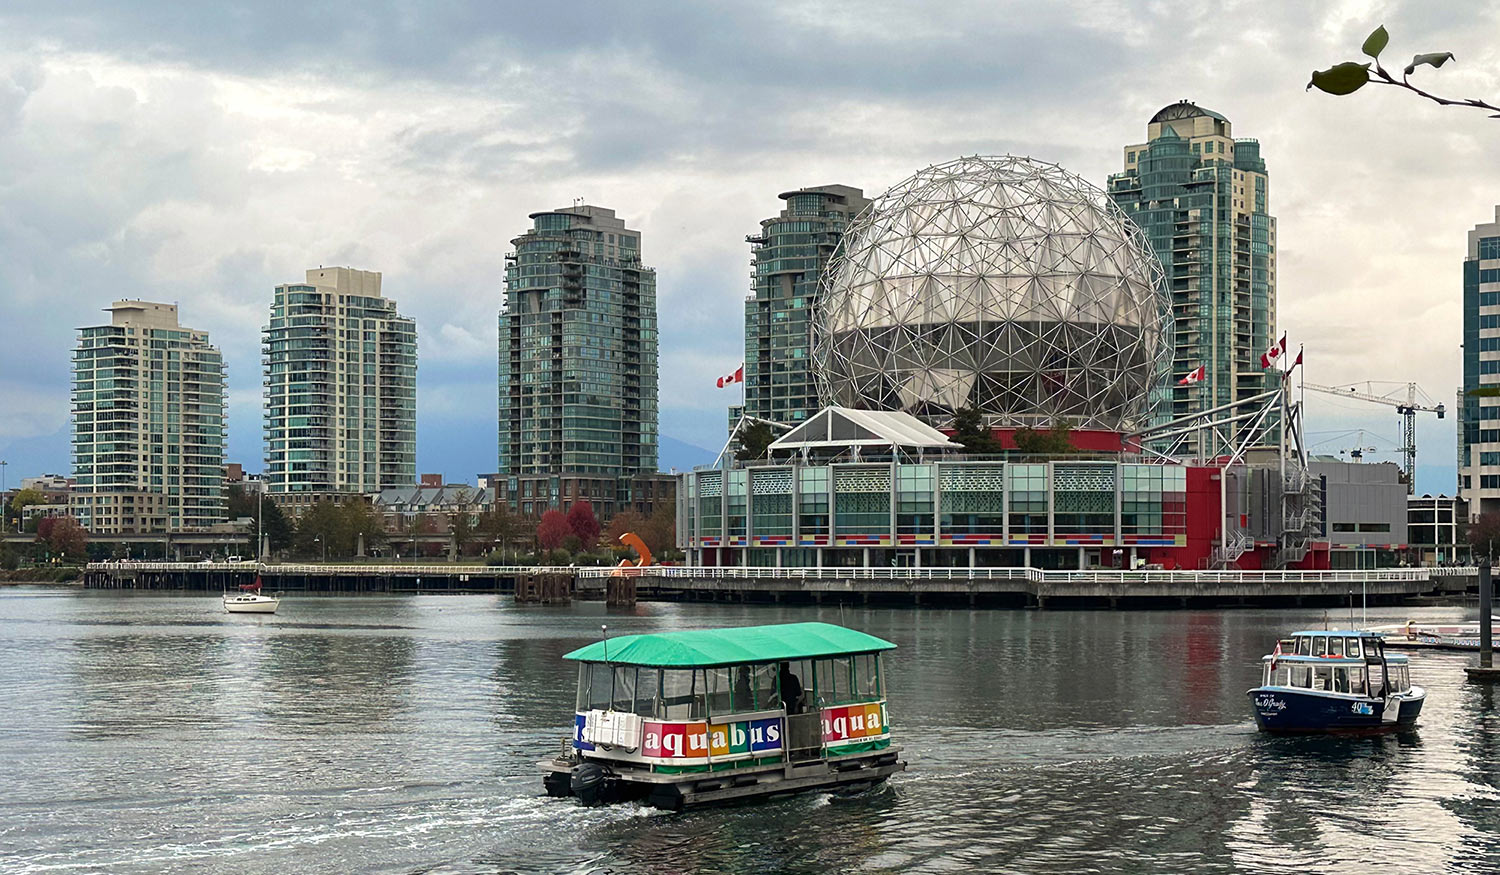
xmin=821 ymin=703 xmax=887 ymax=744
xmin=641 ymin=717 xmax=782 ymax=759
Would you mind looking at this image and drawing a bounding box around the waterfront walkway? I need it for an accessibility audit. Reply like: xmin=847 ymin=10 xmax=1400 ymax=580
xmin=79 ymin=562 xmax=1477 ymax=607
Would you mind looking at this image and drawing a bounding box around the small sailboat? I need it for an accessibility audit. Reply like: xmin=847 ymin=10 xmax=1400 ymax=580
xmin=224 ymin=576 xmax=280 ymax=614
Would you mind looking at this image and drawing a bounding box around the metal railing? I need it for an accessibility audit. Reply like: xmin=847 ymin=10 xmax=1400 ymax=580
xmin=576 ymin=565 xmax=1436 ymax=585
xmin=87 ymin=562 xmax=1465 ymax=586
xmin=85 ymin=562 xmax=565 ymax=575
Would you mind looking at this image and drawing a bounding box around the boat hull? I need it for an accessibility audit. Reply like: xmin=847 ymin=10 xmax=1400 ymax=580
xmin=1249 ymin=687 xmax=1424 ymax=734
xmin=540 ymin=748 xmax=905 ymax=810
xmin=224 ymin=598 xmax=279 ymax=614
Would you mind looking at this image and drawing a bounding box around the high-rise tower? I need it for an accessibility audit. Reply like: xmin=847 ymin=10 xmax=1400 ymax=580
xmin=263 ymin=267 xmax=417 ymax=504
xmin=71 ymin=301 xmax=226 ymax=532
xmin=743 ymin=185 xmax=869 ymax=425
xmin=1460 ymin=206 xmax=1500 ymax=518
xmin=1108 ymin=101 xmax=1276 ymax=430
xmin=498 ymin=205 xmax=659 ymax=516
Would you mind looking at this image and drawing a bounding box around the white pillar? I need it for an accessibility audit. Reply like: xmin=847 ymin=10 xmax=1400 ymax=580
xmin=914 ymin=548 xmax=922 ymax=569
xmin=1024 ymin=546 xmax=1032 ymax=568
xmin=816 ymin=547 xmax=824 ymax=568
xmin=1078 ymin=546 xmax=1086 ymax=569
xmin=968 ymin=546 xmax=976 ymax=569
xmin=862 ymin=547 xmax=871 ymax=568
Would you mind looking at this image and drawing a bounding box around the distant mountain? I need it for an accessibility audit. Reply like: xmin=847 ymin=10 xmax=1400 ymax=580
xmin=659 ymin=434 xmax=717 ymax=473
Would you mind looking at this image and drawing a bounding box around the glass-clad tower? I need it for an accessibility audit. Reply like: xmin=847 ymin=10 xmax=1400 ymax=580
xmin=744 ymin=185 xmax=869 ymax=425
xmin=498 ymin=205 xmax=658 ymax=510
xmin=263 ymin=267 xmax=417 ymax=498
xmin=71 ymin=301 xmax=226 ymax=532
xmin=1459 ymin=206 xmax=1500 ymax=519
xmin=1108 ymin=101 xmax=1276 ymax=431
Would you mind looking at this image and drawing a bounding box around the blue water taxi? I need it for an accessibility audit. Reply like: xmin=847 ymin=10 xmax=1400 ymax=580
xmin=539 ymin=622 xmax=904 ymax=810
xmin=1248 ymin=630 xmax=1424 ymax=733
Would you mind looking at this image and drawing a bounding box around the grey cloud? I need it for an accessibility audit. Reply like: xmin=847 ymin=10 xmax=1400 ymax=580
xmin=0 ymin=1 xmax=1492 ymax=492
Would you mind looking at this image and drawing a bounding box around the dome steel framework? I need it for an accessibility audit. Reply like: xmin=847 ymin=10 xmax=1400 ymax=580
xmin=814 ymin=155 xmax=1172 ymax=433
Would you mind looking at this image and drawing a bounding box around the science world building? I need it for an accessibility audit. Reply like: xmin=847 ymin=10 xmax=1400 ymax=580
xmin=689 ymin=156 xmax=1349 ymax=570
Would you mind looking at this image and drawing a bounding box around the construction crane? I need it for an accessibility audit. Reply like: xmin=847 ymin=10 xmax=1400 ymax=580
xmin=1302 ymin=381 xmax=1445 ymax=493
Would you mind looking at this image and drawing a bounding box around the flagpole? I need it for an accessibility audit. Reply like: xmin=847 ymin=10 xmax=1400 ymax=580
xmin=1297 ymin=346 xmax=1305 ymax=465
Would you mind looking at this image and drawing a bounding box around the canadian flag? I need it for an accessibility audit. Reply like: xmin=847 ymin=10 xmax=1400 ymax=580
xmin=716 ymin=365 xmax=744 ymax=388
xmin=1178 ymin=365 xmax=1206 ymax=385
xmin=1260 ymin=333 xmax=1287 ymax=369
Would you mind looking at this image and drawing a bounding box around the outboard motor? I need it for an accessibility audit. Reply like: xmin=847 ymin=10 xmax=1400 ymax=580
xmin=571 ymin=762 xmax=611 ymax=807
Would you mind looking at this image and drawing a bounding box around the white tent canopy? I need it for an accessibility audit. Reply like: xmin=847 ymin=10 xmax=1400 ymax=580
xmin=768 ymin=406 xmax=960 ymax=452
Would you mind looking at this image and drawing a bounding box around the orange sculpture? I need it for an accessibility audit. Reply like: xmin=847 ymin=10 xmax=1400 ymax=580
xmin=612 ymin=531 xmax=653 ymax=574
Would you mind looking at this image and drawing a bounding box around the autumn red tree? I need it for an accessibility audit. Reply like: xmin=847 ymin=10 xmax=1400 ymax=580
xmin=537 ymin=509 xmax=571 ymax=552
xmin=566 ymin=501 xmax=601 ymax=549
xmin=38 ymin=516 xmax=88 ymax=559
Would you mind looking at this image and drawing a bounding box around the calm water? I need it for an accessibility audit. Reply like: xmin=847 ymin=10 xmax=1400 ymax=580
xmin=1 ymin=588 xmax=1498 ymax=874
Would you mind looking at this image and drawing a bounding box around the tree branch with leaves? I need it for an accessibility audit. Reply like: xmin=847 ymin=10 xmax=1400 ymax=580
xmin=1309 ymin=25 xmax=1498 ymax=117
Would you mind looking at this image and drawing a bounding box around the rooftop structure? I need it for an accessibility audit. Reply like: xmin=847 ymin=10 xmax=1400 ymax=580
xmin=767 ymin=407 xmax=960 ymax=456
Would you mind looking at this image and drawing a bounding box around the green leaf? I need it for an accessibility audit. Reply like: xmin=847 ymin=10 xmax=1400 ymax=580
xmin=1362 ymin=25 xmax=1389 ymax=58
xmin=1404 ymin=52 xmax=1455 ymax=75
xmin=1307 ymin=62 xmax=1372 ymax=95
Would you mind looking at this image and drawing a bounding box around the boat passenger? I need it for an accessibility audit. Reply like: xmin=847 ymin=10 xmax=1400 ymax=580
xmin=733 ymin=666 xmax=752 ymax=711
xmin=779 ymin=662 xmax=804 ymax=715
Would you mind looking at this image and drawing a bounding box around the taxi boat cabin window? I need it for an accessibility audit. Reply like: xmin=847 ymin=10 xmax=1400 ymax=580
xmin=575 ymin=654 xmax=885 ymax=719
xmin=577 ymin=665 xmax=662 ymax=716
xmin=1391 ymin=663 xmax=1411 ymax=692
xmin=1270 ymin=663 xmax=1368 ymax=695
xmin=1295 ymin=635 xmax=1368 ymax=659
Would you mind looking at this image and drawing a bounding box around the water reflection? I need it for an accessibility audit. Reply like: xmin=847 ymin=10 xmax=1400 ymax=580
xmin=3 ymin=592 xmax=1500 ymax=873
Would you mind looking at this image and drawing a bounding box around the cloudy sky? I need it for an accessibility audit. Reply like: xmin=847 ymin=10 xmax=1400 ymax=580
xmin=0 ymin=0 xmax=1495 ymax=493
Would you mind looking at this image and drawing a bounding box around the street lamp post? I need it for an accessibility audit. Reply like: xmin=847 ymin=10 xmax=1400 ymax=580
xmin=313 ymin=536 xmax=325 ymax=564
xmin=257 ymin=489 xmax=264 ymax=562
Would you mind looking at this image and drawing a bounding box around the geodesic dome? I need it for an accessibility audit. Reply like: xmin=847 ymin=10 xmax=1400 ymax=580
xmin=814 ymin=155 xmax=1171 ymax=433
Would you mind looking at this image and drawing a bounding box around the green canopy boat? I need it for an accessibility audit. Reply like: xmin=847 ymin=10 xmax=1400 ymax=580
xmin=540 ymin=622 xmax=905 ymax=810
